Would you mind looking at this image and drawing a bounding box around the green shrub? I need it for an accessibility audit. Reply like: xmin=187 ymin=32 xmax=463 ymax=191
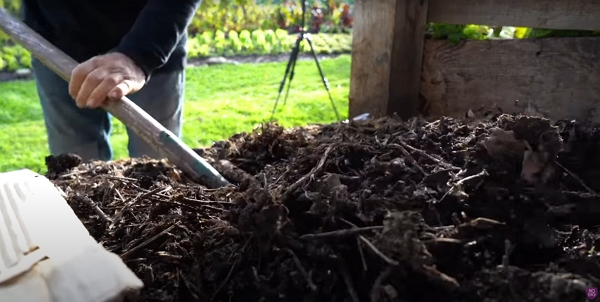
xmin=424 ymin=23 xmax=600 ymax=42
xmin=189 ymin=0 xmax=354 ymax=35
xmin=0 ymin=44 xmax=30 ymax=71
xmin=0 ymin=0 xmax=357 ymax=72
xmin=518 ymin=28 xmax=600 ymax=39
xmin=186 ymin=29 xmax=352 ymax=59
xmin=2 ymin=0 xmax=599 ymax=73
xmin=0 ymin=0 xmax=20 ymax=15
xmin=425 ymin=24 xmax=492 ymax=43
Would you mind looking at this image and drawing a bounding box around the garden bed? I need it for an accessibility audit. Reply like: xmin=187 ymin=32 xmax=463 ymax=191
xmin=46 ymin=113 xmax=600 ymax=302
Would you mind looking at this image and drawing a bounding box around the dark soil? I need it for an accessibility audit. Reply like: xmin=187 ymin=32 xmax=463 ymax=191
xmin=46 ymin=114 xmax=600 ymax=302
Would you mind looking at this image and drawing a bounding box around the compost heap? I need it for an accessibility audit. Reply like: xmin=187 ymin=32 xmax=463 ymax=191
xmin=46 ymin=114 xmax=600 ymax=302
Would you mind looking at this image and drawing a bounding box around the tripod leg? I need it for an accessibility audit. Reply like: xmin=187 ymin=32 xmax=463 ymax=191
xmin=270 ymin=36 xmax=302 ymax=121
xmin=283 ymin=49 xmax=299 ymax=106
xmin=304 ymin=36 xmax=341 ymax=120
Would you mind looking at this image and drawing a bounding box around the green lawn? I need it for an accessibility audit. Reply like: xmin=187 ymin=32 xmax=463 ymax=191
xmin=0 ymin=55 xmax=351 ymax=172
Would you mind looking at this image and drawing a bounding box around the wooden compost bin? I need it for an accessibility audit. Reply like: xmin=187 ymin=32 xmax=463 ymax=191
xmin=349 ymin=0 xmax=600 ymax=122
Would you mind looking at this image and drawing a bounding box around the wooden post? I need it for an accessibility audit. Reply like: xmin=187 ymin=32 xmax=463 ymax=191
xmin=349 ymin=0 xmax=429 ymax=119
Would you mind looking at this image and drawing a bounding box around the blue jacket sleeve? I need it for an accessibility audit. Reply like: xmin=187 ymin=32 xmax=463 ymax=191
xmin=112 ymin=0 xmax=202 ymax=79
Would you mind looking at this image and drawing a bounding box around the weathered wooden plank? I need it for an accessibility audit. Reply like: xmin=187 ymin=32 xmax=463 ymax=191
xmin=349 ymin=0 xmax=428 ymax=119
xmin=388 ymin=0 xmax=429 ymax=119
xmin=349 ymin=0 xmax=396 ymax=118
xmin=429 ymin=0 xmax=600 ymax=31
xmin=420 ymin=36 xmax=600 ymax=122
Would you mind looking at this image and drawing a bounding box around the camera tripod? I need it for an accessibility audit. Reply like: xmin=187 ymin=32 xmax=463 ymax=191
xmin=270 ymin=0 xmax=341 ymax=121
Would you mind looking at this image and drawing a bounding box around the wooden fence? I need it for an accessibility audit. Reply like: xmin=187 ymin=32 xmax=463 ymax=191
xmin=349 ymin=0 xmax=600 ymax=122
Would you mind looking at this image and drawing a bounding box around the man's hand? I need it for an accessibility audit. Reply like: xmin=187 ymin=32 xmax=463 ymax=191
xmin=69 ymin=52 xmax=146 ymax=108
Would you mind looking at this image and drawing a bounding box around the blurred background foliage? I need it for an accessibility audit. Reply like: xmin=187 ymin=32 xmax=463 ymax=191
xmin=0 ymin=0 xmax=597 ymax=71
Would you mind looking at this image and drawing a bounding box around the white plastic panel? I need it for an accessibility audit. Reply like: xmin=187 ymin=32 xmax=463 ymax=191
xmin=0 ymin=169 xmax=54 ymax=283
xmin=0 ymin=169 xmax=143 ymax=302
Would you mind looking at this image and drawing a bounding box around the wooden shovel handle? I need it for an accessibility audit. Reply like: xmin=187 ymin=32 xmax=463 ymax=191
xmin=0 ymin=8 xmax=230 ymax=188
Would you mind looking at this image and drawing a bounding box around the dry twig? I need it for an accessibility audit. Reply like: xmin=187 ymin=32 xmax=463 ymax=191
xmin=120 ymin=224 xmax=175 ymax=260
xmin=283 ymin=145 xmax=333 ymax=200
xmin=151 ymin=198 xmax=199 ymax=212
xmin=357 ymin=237 xmax=368 ymax=271
xmin=58 ymin=169 xmax=91 ymax=179
xmin=113 ymin=187 xmax=126 ymax=202
xmin=181 ymin=197 xmax=235 ymax=207
xmin=106 ymin=175 xmax=138 ymax=182
xmin=556 ymin=161 xmax=596 ymax=194
xmin=300 ymin=226 xmax=383 ymax=240
xmin=389 ymin=143 xmax=427 ymax=175
xmin=398 ymin=141 xmax=459 ymax=170
xmin=338 ymin=218 xmax=370 ymax=272
xmin=287 ymin=248 xmax=317 ymax=291
xmin=339 ymin=259 xmax=360 ymax=302
xmin=74 ymin=195 xmax=112 ymax=223
xmin=111 ymin=185 xmax=172 ymax=228
xmin=437 ymin=169 xmax=489 ymax=203
xmin=358 ymin=235 xmax=399 ymax=266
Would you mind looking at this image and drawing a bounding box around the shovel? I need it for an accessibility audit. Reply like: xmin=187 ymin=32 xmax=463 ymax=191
xmin=0 ymin=8 xmax=230 ymax=189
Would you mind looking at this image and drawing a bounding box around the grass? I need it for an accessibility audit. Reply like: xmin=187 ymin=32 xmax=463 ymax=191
xmin=0 ymin=54 xmax=351 ymax=173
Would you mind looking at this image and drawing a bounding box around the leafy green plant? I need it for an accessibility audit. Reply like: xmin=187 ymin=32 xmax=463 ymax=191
xmin=519 ymin=28 xmax=600 ymax=39
xmin=426 ymin=23 xmax=491 ymax=43
xmin=238 ymin=29 xmax=254 ymax=53
xmin=191 ymin=0 xmax=281 ymax=34
xmin=425 ymin=23 xmax=600 ymax=41
xmin=0 ymin=0 xmax=20 ymax=15
xmin=184 ymin=29 xmax=351 ymax=59
xmin=0 ymin=44 xmax=31 ymax=71
xmin=228 ymin=30 xmax=244 ymax=53
xmin=0 ymin=0 xmax=357 ymax=71
xmin=190 ymin=0 xmax=354 ymax=36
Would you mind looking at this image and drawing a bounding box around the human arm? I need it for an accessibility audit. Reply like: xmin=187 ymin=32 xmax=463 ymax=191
xmin=111 ymin=0 xmax=202 ymax=79
xmin=69 ymin=0 xmax=202 ymax=108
